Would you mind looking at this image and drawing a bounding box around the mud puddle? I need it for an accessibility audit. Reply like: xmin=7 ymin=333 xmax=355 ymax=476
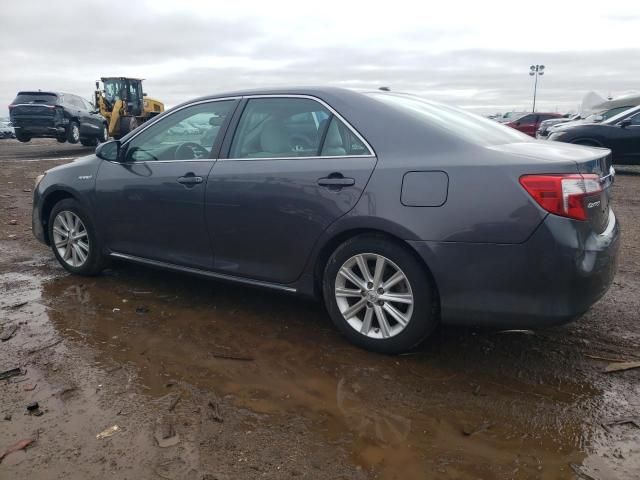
xmin=4 ymin=260 xmax=631 ymax=479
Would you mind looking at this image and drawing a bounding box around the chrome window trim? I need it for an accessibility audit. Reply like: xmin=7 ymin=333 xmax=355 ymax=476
xmin=116 ymin=93 xmax=376 ymax=163
xmin=220 ymin=155 xmax=373 ymax=162
xmin=229 ymin=94 xmax=376 ymax=160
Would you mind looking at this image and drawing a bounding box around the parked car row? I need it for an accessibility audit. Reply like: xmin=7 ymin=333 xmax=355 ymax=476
xmin=537 ymin=105 xmax=634 ymax=139
xmin=8 ymin=91 xmax=108 ymax=146
xmin=549 ymin=105 xmax=640 ymax=165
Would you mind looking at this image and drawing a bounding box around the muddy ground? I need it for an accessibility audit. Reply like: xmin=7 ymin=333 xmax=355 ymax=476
xmin=0 ymin=138 xmax=639 ymax=480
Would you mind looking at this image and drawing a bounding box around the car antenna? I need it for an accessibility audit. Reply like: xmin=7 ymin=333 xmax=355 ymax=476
xmin=379 ymin=86 xmax=391 ymax=91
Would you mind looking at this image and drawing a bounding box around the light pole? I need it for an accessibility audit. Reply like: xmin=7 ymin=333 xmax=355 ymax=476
xmin=529 ymin=64 xmax=545 ymax=112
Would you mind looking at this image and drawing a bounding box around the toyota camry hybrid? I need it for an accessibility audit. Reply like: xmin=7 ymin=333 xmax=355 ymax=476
xmin=32 ymin=88 xmax=619 ymax=353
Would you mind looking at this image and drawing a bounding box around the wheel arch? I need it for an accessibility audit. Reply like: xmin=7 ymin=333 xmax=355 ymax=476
xmin=311 ymin=227 xmax=440 ymax=311
xmin=570 ymin=137 xmax=605 ymax=147
xmin=40 ymin=189 xmax=80 ymax=245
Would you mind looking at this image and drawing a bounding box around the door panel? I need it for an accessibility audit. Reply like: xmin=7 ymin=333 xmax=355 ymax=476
xmin=96 ymin=160 xmax=215 ymax=267
xmin=206 ymin=96 xmax=376 ymax=284
xmin=95 ymin=99 xmax=237 ymax=268
xmin=205 ymin=156 xmax=376 ymax=283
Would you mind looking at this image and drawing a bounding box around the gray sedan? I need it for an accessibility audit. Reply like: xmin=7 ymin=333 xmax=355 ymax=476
xmin=32 ymin=88 xmax=619 ymax=353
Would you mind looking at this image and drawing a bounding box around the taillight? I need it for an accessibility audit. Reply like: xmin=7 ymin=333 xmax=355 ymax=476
xmin=519 ymin=174 xmax=602 ymax=221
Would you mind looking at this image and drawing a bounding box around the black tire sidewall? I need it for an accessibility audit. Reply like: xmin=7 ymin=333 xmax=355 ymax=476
xmin=322 ymin=235 xmax=436 ymax=354
xmin=48 ymin=199 xmax=104 ymax=275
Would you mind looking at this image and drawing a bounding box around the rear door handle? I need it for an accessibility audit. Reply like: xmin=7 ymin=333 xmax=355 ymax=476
xmin=317 ymin=176 xmax=355 ymax=187
xmin=177 ymin=174 xmax=203 ymax=185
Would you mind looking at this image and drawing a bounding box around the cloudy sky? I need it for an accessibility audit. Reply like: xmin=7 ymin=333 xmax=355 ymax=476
xmin=1 ymin=0 xmax=639 ymax=116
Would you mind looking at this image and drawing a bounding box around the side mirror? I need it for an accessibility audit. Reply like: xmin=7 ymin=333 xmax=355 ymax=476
xmin=592 ymin=115 xmax=604 ymax=122
xmin=96 ymin=139 xmax=120 ymax=161
xmin=619 ymin=119 xmax=632 ymax=128
xmin=515 ymin=121 xmax=521 ymax=126
xmin=143 ymin=93 xmax=148 ymax=97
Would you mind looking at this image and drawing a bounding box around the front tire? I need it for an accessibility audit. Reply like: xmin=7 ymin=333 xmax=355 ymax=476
xmin=322 ymin=234 xmax=437 ymax=354
xmin=67 ymin=121 xmax=80 ymax=144
xmin=48 ymin=199 xmax=106 ymax=275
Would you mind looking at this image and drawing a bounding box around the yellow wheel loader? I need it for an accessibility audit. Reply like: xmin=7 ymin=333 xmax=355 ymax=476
xmin=95 ymin=77 xmax=164 ymax=139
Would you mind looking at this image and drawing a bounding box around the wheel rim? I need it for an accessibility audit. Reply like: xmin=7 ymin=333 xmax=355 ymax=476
xmin=72 ymin=125 xmax=79 ymax=141
xmin=52 ymin=211 xmax=90 ymax=267
xmin=335 ymin=253 xmax=414 ymax=339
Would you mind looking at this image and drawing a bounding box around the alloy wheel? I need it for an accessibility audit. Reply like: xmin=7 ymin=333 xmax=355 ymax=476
xmin=335 ymin=253 xmax=414 ymax=339
xmin=52 ymin=211 xmax=90 ymax=267
xmin=71 ymin=124 xmax=80 ymax=142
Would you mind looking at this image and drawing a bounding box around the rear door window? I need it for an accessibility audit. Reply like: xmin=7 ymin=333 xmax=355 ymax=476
xmin=230 ymin=98 xmax=331 ymax=158
xmin=229 ymin=97 xmax=371 ymax=158
xmin=320 ymin=116 xmax=370 ymax=156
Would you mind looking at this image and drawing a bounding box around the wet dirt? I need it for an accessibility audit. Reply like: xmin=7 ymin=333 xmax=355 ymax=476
xmin=1 ymin=139 xmax=639 ymax=479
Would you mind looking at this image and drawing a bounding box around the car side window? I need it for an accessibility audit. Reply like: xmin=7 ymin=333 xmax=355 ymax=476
xmin=123 ymin=100 xmax=235 ymax=162
xmin=518 ymin=114 xmax=535 ymax=124
xmin=82 ymin=98 xmax=95 ymax=111
xmin=230 ymin=98 xmax=331 ymax=158
xmin=629 ymin=113 xmax=640 ymax=126
xmin=229 ymin=98 xmax=370 ymax=158
xmin=68 ymin=96 xmax=83 ymax=110
xmin=320 ymin=116 xmax=370 ymax=156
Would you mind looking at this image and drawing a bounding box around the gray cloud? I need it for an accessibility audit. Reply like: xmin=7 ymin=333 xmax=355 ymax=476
xmin=1 ymin=1 xmax=638 ymax=117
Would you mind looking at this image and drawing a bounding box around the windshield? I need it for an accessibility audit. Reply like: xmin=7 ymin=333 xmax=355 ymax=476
xmin=369 ymin=92 xmax=529 ymax=146
xmin=603 ymin=105 xmax=640 ymax=125
xmin=12 ymin=93 xmax=58 ymax=105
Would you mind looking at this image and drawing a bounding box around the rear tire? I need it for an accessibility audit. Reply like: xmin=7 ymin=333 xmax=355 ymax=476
xmin=322 ymin=234 xmax=437 ymax=354
xmin=16 ymin=132 xmax=31 ymax=143
xmin=48 ymin=199 xmax=106 ymax=276
xmin=67 ymin=121 xmax=80 ymax=144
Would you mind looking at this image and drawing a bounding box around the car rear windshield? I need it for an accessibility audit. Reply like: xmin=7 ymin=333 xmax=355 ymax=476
xmin=368 ymin=92 xmax=529 ymax=146
xmin=12 ymin=93 xmax=58 ymax=105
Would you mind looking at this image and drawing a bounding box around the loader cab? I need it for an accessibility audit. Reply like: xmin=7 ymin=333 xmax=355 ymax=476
xmin=101 ymin=77 xmax=144 ymax=116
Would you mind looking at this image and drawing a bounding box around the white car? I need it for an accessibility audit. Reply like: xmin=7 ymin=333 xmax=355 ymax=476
xmin=0 ymin=121 xmax=15 ymax=139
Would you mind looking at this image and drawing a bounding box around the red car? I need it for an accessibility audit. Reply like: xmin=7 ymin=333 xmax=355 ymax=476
xmin=506 ymin=112 xmax=563 ymax=137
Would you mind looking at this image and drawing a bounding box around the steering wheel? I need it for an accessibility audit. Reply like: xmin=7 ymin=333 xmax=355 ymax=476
xmin=175 ymin=142 xmax=209 ymax=160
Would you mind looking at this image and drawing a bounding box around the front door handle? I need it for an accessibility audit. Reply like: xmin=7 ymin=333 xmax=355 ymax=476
xmin=177 ymin=174 xmax=203 ymax=186
xmin=317 ymin=175 xmax=355 ymax=187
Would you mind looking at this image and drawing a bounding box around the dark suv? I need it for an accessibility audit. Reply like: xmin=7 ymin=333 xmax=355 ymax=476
xmin=9 ymin=91 xmax=108 ymax=146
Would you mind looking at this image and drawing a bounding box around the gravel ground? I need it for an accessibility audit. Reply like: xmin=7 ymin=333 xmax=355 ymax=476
xmin=1 ymin=138 xmax=639 ymax=480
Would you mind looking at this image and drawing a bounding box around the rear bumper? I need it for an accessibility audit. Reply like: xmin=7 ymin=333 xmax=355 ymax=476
xmin=14 ymin=124 xmax=66 ymax=136
xmin=409 ymin=210 xmax=620 ymax=328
